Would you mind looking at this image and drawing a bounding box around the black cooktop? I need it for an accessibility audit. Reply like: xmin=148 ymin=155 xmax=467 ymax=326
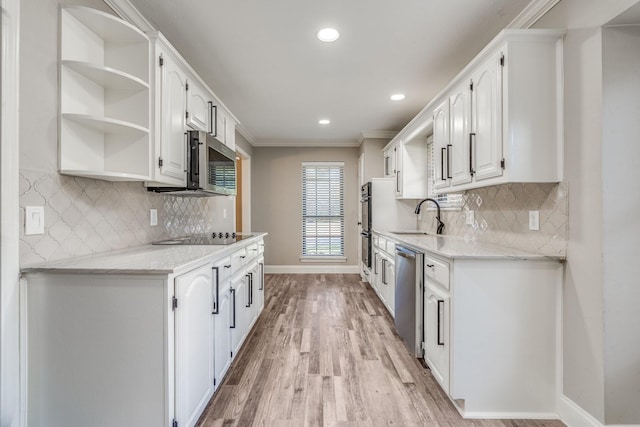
xmin=153 ymin=233 xmax=251 ymax=246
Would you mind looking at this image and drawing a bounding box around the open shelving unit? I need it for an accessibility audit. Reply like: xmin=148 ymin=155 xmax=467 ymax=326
xmin=59 ymin=6 xmax=151 ymax=181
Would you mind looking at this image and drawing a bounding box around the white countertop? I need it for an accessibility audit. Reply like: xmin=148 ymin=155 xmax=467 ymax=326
xmin=21 ymin=233 xmax=267 ymax=275
xmin=374 ymin=230 xmax=564 ymax=261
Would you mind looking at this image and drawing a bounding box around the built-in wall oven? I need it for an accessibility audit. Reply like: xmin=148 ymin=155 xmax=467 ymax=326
xmin=360 ymin=182 xmax=372 ymax=267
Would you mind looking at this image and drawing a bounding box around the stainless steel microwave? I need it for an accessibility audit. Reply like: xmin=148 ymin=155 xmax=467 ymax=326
xmin=148 ymin=131 xmax=237 ymax=196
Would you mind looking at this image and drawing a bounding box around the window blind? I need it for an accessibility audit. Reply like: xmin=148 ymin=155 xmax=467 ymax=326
xmin=301 ymin=162 xmax=345 ymax=256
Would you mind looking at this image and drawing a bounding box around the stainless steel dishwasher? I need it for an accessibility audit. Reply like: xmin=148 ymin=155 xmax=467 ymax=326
xmin=394 ymin=245 xmax=424 ymax=358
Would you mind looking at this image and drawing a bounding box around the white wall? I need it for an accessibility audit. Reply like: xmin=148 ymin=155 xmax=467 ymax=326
xmin=535 ymin=0 xmax=640 ymax=424
xmin=601 ymin=25 xmax=640 ymax=425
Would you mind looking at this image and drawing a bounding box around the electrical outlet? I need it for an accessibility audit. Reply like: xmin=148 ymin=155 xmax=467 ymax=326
xmin=25 ymin=206 xmax=45 ymax=235
xmin=223 ymin=208 xmax=228 ymax=219
xmin=465 ymin=210 xmax=475 ymax=225
xmin=529 ymin=210 xmax=540 ymax=231
xmin=150 ymin=209 xmax=158 ymax=226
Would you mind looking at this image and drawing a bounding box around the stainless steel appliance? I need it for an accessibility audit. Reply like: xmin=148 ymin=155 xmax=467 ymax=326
xmin=153 ymin=232 xmax=252 ymax=245
xmin=360 ymin=182 xmax=372 ymax=267
xmin=395 ymin=245 xmax=424 ymax=357
xmin=147 ymin=131 xmax=237 ymax=196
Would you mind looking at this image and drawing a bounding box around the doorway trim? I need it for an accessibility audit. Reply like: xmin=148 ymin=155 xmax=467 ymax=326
xmin=235 ymin=145 xmax=251 ymax=233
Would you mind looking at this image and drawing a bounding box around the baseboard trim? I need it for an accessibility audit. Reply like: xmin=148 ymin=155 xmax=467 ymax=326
xmin=460 ymin=411 xmax=559 ymax=420
xmin=558 ymin=395 xmax=604 ymax=427
xmin=265 ymin=265 xmax=360 ymax=274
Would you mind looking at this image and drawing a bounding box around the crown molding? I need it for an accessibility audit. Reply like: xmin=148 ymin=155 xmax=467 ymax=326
xmin=507 ymin=0 xmax=562 ymax=29
xmin=357 ymin=131 xmax=398 ymax=145
xmin=251 ymin=139 xmax=360 ymax=148
xmin=235 ymin=123 xmax=256 ymax=146
xmin=104 ymin=0 xmax=156 ymax=32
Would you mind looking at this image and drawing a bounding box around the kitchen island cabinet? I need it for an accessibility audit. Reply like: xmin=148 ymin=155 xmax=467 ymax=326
xmin=21 ymin=234 xmax=266 ymax=427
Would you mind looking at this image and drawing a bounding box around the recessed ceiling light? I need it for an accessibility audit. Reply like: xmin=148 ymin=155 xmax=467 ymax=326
xmin=317 ymin=28 xmax=340 ymax=42
xmin=390 ymin=94 xmax=406 ymax=101
xmin=318 ymin=119 xmax=331 ymax=125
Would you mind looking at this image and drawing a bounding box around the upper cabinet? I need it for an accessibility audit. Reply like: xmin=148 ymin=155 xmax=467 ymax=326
xmin=147 ymin=33 xmax=238 ymax=186
xmin=383 ymin=114 xmax=430 ymax=200
xmin=59 ymin=7 xmax=151 ymax=181
xmin=431 ymin=30 xmax=564 ymax=193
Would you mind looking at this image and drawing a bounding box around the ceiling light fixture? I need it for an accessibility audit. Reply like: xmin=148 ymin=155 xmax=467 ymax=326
xmin=390 ymin=94 xmax=406 ymax=101
xmin=318 ymin=119 xmax=331 ymax=125
xmin=317 ymin=28 xmax=340 ymax=42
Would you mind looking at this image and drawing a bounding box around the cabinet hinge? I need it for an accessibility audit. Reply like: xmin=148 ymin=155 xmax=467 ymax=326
xmin=185 ymin=82 xmax=189 ymax=91
xmin=421 ymin=342 xmax=426 ymax=351
xmin=469 ymin=80 xmax=474 ymax=91
xmin=158 ymin=157 xmax=163 ymax=168
xmin=159 ymin=55 xmax=164 ymax=67
xmin=230 ymin=351 xmax=233 ymax=358
xmin=500 ymin=53 xmax=505 ymax=67
xmin=185 ymin=111 xmax=189 ymax=119
xmin=172 ymin=419 xmax=178 ymax=427
xmin=501 ymin=158 xmax=506 ymax=169
xmin=172 ymin=296 xmax=178 ymax=311
xmin=214 ymin=377 xmax=217 ymax=386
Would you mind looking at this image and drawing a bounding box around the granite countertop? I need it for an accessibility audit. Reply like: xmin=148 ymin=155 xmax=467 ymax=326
xmin=21 ymin=233 xmax=267 ymax=275
xmin=374 ymin=230 xmax=564 ymax=261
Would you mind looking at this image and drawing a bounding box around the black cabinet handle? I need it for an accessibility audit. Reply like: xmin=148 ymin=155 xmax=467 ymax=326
xmin=469 ymin=133 xmax=476 ymax=176
xmin=440 ymin=147 xmax=446 ymax=181
xmin=210 ymin=102 xmax=218 ymax=137
xmin=396 ymin=170 xmax=400 ymax=192
xmin=246 ymin=274 xmax=252 ymax=307
xmin=446 ymin=144 xmax=452 ymax=179
xmin=381 ymin=259 xmax=387 ymax=285
xmin=249 ymin=273 xmax=253 ymax=305
xmin=212 ymin=266 xmax=219 ymax=314
xmin=224 ymin=264 xmax=231 ymax=269
xmin=259 ymin=263 xmax=264 ymax=290
xmin=437 ymin=299 xmax=444 ymax=346
xmin=230 ymin=288 xmax=236 ymax=328
xmin=240 ymin=255 xmax=246 ymax=259
xmin=426 ymin=264 xmax=435 ymax=269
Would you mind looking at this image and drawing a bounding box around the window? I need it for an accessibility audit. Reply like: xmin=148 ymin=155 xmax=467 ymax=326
xmin=427 ymin=139 xmax=464 ymax=209
xmin=301 ymin=162 xmax=345 ymax=257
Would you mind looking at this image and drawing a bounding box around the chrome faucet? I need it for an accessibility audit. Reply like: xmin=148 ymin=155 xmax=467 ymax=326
xmin=415 ymin=198 xmax=445 ymax=235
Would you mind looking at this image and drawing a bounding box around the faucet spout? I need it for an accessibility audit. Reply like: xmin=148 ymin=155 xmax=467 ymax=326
xmin=415 ymin=198 xmax=445 ymax=235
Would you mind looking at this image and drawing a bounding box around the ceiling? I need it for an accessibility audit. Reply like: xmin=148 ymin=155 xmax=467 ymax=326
xmin=127 ymin=0 xmax=532 ymax=145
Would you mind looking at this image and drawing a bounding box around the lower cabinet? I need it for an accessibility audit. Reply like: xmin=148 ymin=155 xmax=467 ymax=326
xmin=424 ymin=283 xmax=450 ymax=395
xmin=175 ymin=264 xmax=215 ymax=427
xmin=23 ymin=237 xmax=266 ymax=427
xmin=370 ymin=233 xmax=396 ymax=317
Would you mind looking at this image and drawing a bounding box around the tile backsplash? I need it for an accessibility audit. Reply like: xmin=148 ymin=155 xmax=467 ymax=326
xmin=19 ymin=169 xmax=234 ymax=266
xmin=416 ymin=182 xmax=568 ymax=256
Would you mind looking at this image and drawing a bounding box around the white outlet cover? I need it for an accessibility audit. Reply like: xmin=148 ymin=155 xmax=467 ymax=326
xmin=150 ymin=209 xmax=158 ymax=226
xmin=529 ymin=210 xmax=540 ymax=231
xmin=466 ymin=210 xmax=475 ymax=225
xmin=25 ymin=206 xmax=45 ymax=235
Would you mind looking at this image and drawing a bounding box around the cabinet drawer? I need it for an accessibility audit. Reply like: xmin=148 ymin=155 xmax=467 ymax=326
xmin=246 ymin=243 xmax=259 ymax=260
xmin=386 ymin=240 xmax=396 ymax=255
xmin=213 ymin=256 xmax=232 ymax=283
xmin=230 ymin=248 xmax=247 ymax=275
xmin=257 ymin=240 xmax=265 ymax=255
xmin=424 ymin=255 xmax=450 ymax=290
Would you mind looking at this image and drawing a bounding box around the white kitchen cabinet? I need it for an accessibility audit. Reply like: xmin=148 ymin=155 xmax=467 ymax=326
xmin=230 ymin=271 xmax=249 ymax=357
xmin=59 ymin=7 xmax=151 ymax=181
xmin=157 ymin=41 xmax=188 ymax=184
xmin=383 ymin=114 xmax=430 ymax=200
xmin=430 ymin=30 xmax=564 ymax=194
xmin=23 ymin=236 xmax=266 ymax=427
xmin=432 ymin=100 xmax=451 ymax=191
xmin=383 ymin=145 xmax=396 ymax=178
xmin=255 ymin=257 xmax=265 ymax=314
xmin=380 ymin=253 xmax=395 ymax=316
xmin=186 ymin=76 xmax=212 ymax=132
xmin=420 ymin=253 xmax=561 ymax=417
xmin=174 ymin=264 xmax=215 ymax=427
xmin=212 ymin=256 xmax=232 ymax=388
xmin=424 ymin=283 xmax=450 ymax=395
xmin=225 ymin=115 xmax=236 ymax=150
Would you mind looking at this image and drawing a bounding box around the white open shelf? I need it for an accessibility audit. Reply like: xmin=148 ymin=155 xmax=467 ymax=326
xmin=59 ymin=6 xmax=151 ymax=182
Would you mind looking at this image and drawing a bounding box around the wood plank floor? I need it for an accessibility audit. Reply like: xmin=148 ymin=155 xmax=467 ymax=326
xmin=197 ymin=274 xmax=565 ymax=427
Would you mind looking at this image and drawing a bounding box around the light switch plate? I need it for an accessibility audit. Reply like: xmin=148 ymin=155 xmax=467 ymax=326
xmin=25 ymin=206 xmax=45 ymax=235
xmin=465 ymin=210 xmax=475 ymax=225
xmin=529 ymin=210 xmax=540 ymax=231
xmin=150 ymin=209 xmax=158 ymax=226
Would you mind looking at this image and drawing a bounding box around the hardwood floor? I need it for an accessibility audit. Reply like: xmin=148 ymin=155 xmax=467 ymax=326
xmin=197 ymin=274 xmax=565 ymax=427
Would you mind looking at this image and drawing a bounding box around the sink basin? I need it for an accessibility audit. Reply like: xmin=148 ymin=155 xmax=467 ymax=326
xmin=390 ymin=231 xmax=429 ymax=236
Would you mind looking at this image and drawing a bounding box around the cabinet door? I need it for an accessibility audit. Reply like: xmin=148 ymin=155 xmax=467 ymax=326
xmin=211 ymin=103 xmax=226 ymax=145
xmin=159 ymin=50 xmax=188 ymax=181
xmin=230 ymin=274 xmax=248 ymax=356
xmin=383 ymin=147 xmax=395 ymax=178
xmin=433 ymin=100 xmax=451 ymax=191
xmin=394 ymin=142 xmax=403 ymax=197
xmin=449 ymin=82 xmax=472 ymax=186
xmin=472 ymin=51 xmax=503 ymax=181
xmin=255 ymin=258 xmax=265 ymax=314
xmin=424 ymin=284 xmax=450 ymax=394
xmin=186 ymin=78 xmax=210 ymax=132
xmin=214 ymin=281 xmax=232 ymax=388
xmin=224 ymin=117 xmax=236 ymax=150
xmin=174 ymin=264 xmax=214 ymax=427
xmin=385 ymin=261 xmax=395 ymax=317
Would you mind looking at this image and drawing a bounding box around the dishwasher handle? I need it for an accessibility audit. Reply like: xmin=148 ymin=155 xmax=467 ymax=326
xmin=395 ymin=246 xmax=418 ymax=260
